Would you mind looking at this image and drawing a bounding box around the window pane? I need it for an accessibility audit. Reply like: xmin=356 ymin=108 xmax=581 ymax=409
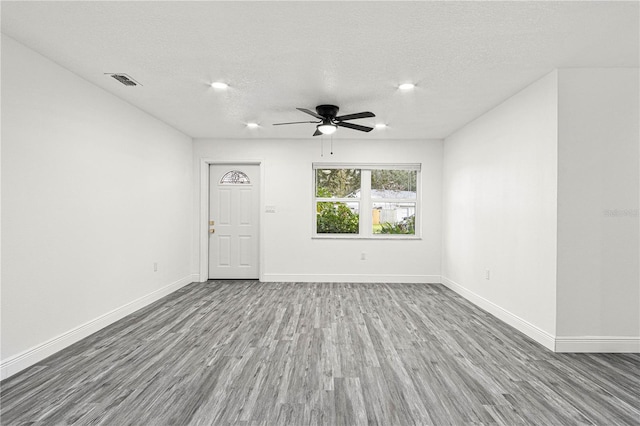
xmin=371 ymin=170 xmax=416 ymax=199
xmin=220 ymin=170 xmax=250 ymax=185
xmin=316 ymin=169 xmax=361 ymax=198
xmin=372 ymin=202 xmax=415 ymax=234
xmin=317 ymin=201 xmax=359 ymax=234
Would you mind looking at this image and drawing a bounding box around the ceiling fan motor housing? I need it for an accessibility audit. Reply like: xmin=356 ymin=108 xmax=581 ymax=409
xmin=316 ymin=104 xmax=339 ymax=119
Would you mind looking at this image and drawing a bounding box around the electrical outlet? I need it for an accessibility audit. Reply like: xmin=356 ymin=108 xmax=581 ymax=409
xmin=485 ymin=269 xmax=490 ymax=280
xmin=154 ymin=262 xmax=158 ymax=272
xmin=361 ymin=252 xmax=367 ymax=260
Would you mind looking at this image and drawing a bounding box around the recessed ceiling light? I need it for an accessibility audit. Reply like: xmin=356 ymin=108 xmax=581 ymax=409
xmin=375 ymin=123 xmax=387 ymax=129
xmin=246 ymin=122 xmax=259 ymax=129
xmin=398 ymin=83 xmax=415 ymax=91
xmin=211 ymin=81 xmax=228 ymax=89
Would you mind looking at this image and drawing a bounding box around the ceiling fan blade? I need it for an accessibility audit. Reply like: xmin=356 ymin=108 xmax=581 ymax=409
xmin=336 ymin=121 xmax=374 ymax=132
xmin=297 ymin=107 xmax=324 ymax=120
xmin=335 ymin=111 xmax=375 ymax=121
xmin=273 ymin=120 xmax=319 ymax=126
xmin=313 ymin=128 xmax=322 ymax=136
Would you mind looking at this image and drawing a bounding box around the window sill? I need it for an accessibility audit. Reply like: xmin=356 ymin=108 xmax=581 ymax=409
xmin=312 ymin=235 xmax=422 ymax=241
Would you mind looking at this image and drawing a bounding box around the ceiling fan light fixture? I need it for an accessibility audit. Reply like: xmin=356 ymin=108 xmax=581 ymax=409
xmin=317 ymin=123 xmax=337 ymax=135
xmin=375 ymin=123 xmax=387 ymax=129
xmin=246 ymin=122 xmax=259 ymax=129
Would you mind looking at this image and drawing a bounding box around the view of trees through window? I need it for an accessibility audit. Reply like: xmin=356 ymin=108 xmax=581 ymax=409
xmin=315 ymin=169 xmax=360 ymax=234
xmin=315 ymin=169 xmax=361 ymax=198
xmin=371 ymin=169 xmax=416 ymax=193
xmin=315 ymin=167 xmax=418 ymax=236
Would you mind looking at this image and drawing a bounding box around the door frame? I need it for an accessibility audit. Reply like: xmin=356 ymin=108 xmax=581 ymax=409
xmin=199 ymin=159 xmax=264 ymax=282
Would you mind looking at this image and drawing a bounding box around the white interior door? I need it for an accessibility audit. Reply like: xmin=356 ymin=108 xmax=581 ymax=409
xmin=208 ymin=164 xmax=259 ymax=279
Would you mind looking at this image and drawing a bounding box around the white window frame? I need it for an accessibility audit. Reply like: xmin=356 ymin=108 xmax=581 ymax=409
xmin=312 ymin=163 xmax=421 ymax=239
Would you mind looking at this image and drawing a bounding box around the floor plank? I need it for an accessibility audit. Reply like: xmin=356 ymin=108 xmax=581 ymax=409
xmin=1 ymin=281 xmax=638 ymax=425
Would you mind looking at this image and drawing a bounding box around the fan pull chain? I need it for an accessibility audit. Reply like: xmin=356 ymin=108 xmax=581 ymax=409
xmin=330 ymin=135 xmax=333 ymax=155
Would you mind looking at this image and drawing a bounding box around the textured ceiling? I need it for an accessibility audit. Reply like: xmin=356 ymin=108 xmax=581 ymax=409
xmin=2 ymin=1 xmax=638 ymax=140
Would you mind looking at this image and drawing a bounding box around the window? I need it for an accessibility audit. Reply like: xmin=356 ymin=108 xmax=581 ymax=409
xmin=315 ymin=168 xmax=361 ymax=234
xmin=220 ymin=170 xmax=250 ymax=185
xmin=313 ymin=164 xmax=420 ymax=238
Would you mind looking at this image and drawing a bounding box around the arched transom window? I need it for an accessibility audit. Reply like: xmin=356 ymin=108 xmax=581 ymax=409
xmin=220 ymin=170 xmax=251 ymax=185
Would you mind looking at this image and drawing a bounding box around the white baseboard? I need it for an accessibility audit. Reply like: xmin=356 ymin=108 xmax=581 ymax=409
xmin=555 ymin=337 xmax=640 ymax=353
xmin=441 ymin=276 xmax=556 ymax=351
xmin=261 ymin=274 xmax=441 ymax=284
xmin=1 ymin=274 xmax=198 ymax=381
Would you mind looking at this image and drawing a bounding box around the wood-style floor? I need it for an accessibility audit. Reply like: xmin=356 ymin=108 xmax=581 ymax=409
xmin=1 ymin=281 xmax=639 ymax=425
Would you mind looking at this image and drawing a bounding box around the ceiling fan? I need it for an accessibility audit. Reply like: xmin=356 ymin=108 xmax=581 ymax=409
xmin=273 ymin=105 xmax=375 ymax=136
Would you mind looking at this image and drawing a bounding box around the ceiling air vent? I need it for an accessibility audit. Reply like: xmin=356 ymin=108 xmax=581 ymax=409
xmin=106 ymin=73 xmax=142 ymax=87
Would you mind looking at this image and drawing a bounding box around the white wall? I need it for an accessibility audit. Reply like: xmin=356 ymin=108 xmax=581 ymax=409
xmin=556 ymin=68 xmax=639 ymax=349
xmin=193 ymin=138 xmax=442 ymax=283
xmin=442 ymin=72 xmax=559 ymax=348
xmin=1 ymin=36 xmax=194 ymax=378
